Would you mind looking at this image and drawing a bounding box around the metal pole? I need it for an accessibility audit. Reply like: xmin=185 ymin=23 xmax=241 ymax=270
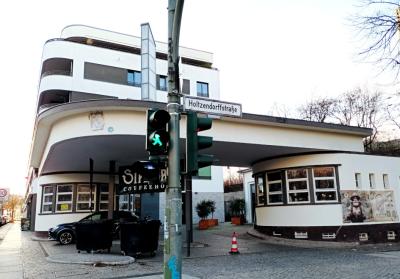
xmin=184 ymin=174 xmax=193 ymax=257
xmin=165 ymin=0 xmax=184 ymax=278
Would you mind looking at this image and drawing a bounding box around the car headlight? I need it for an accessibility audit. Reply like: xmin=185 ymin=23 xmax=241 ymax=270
xmin=51 ymin=226 xmax=59 ymax=231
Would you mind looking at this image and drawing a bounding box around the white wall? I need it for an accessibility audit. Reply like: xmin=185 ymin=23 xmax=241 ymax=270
xmin=252 ymin=153 xmax=400 ymax=227
xmin=256 ymin=204 xmax=343 ymax=226
xmin=192 ymin=166 xmax=224 ymax=193
xmin=40 ymin=40 xmax=220 ymax=102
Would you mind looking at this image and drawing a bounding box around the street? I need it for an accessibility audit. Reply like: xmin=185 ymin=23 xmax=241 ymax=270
xmin=1 ymin=222 xmax=400 ymax=279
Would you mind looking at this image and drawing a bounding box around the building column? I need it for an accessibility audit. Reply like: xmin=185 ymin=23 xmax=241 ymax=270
xmin=108 ymin=161 xmax=116 ymax=219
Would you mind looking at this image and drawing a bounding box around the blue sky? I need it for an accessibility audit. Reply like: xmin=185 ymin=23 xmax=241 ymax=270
xmin=0 ymin=0 xmax=397 ymax=195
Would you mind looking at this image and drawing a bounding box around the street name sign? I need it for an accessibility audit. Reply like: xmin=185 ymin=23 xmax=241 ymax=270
xmin=183 ymin=96 xmax=242 ymax=118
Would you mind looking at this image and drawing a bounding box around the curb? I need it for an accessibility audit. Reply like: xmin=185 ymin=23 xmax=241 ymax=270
xmin=46 ymin=253 xmax=135 ymax=266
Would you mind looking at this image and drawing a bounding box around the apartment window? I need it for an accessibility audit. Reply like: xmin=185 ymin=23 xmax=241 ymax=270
xmin=41 ymin=58 xmax=73 ymax=77
xmin=313 ymin=167 xmax=337 ymax=202
xmin=369 ymin=173 xmax=376 ymax=189
xmin=182 ymin=79 xmax=190 ymax=94
xmin=157 ymin=75 xmax=167 ymax=91
xmin=76 ymin=184 xmax=95 ymax=211
xmin=127 ymin=70 xmax=141 ymax=87
xmin=355 ymin=173 xmax=362 ymax=189
xmin=286 ymin=168 xmax=309 ymax=204
xmin=196 ymin=82 xmax=209 ymax=97
xmin=266 ymin=171 xmax=283 ymax=205
xmin=99 ymin=185 xmax=109 ymax=211
xmin=42 ymin=186 xmax=54 ymax=213
xmin=56 ymin=184 xmax=73 ymax=212
xmin=256 ymin=175 xmax=265 ymax=206
xmin=383 ymin=174 xmax=389 ymax=189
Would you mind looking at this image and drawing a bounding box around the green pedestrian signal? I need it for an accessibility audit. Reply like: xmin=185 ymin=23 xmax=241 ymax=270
xmin=146 ymin=109 xmax=171 ymax=156
xmin=186 ymin=111 xmax=214 ymax=174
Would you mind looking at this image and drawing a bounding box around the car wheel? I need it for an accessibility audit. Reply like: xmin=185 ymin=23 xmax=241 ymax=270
xmin=58 ymin=231 xmax=74 ymax=245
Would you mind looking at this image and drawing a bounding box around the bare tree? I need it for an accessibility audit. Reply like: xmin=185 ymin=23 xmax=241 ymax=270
xmin=352 ymin=0 xmax=400 ymax=76
xmin=297 ymin=88 xmax=385 ymax=151
xmin=298 ymin=96 xmax=337 ymax=122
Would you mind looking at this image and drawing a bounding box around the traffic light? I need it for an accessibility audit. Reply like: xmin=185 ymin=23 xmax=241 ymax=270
xmin=186 ymin=111 xmax=214 ymax=174
xmin=146 ymin=109 xmax=171 ymax=156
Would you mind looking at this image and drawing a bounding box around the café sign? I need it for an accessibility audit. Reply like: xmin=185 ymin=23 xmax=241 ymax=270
xmin=118 ymin=162 xmax=167 ymax=194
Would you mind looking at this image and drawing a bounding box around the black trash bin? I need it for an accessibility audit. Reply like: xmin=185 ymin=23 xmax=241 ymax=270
xmin=75 ymin=219 xmax=113 ymax=253
xmin=120 ymin=219 xmax=161 ymax=257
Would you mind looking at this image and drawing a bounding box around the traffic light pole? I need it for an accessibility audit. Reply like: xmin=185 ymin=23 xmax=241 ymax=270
xmin=165 ymin=0 xmax=184 ymax=278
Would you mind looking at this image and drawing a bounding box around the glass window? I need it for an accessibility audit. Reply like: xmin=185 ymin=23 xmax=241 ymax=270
xmin=99 ymin=184 xmax=109 ymax=211
xmin=76 ymin=184 xmax=95 ymax=212
xmin=256 ymin=175 xmax=265 ymax=206
xmin=196 ymin=82 xmax=209 ymax=97
xmin=355 ymin=173 xmax=362 ymax=189
xmin=383 ymin=174 xmax=389 ymax=189
xmin=127 ymin=70 xmax=141 ymax=87
xmin=119 ymin=195 xmax=129 ymax=211
xmin=286 ymin=168 xmax=309 ymax=204
xmin=369 ymin=173 xmax=375 ymax=189
xmin=42 ymin=186 xmax=54 ymax=213
xmin=266 ymin=171 xmax=283 ymax=205
xmin=157 ymin=75 xmax=167 ymax=91
xmin=313 ymin=167 xmax=338 ymax=203
xmin=56 ymin=184 xmax=73 ymax=212
xmin=182 ymin=79 xmax=190 ymax=94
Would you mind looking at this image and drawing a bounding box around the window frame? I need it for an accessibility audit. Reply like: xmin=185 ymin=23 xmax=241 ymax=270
xmin=355 ymin=173 xmax=362 ymax=189
xmin=127 ymin=70 xmax=141 ymax=87
xmin=266 ymin=171 xmax=284 ymax=205
xmin=55 ymin=184 xmax=73 ymax=213
xmin=255 ymin=175 xmax=265 ymax=206
xmin=157 ymin=75 xmax=167 ymax=91
xmin=42 ymin=185 xmax=54 ymax=213
xmin=312 ymin=167 xmax=338 ymax=203
xmin=383 ymin=174 xmax=389 ymax=189
xmin=286 ymin=168 xmax=310 ymax=204
xmin=99 ymin=184 xmax=109 ymax=211
xmin=76 ymin=184 xmax=96 ymax=212
xmin=196 ymin=81 xmax=209 ymax=98
xmin=369 ymin=173 xmax=376 ymax=189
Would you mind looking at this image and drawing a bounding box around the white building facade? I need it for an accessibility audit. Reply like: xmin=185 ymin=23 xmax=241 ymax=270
xmin=25 ymin=25 xmax=224 ymax=232
xmin=243 ymin=152 xmax=400 ymax=242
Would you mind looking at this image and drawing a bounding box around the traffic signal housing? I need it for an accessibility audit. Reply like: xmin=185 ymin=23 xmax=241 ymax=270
xmin=146 ymin=109 xmax=171 ymax=156
xmin=186 ymin=111 xmax=214 ymax=174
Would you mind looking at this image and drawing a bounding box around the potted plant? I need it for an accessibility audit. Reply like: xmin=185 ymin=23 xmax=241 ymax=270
xmin=196 ymin=200 xmax=211 ymax=230
xmin=229 ymin=199 xmax=246 ymax=225
xmin=206 ymin=200 xmax=218 ymax=227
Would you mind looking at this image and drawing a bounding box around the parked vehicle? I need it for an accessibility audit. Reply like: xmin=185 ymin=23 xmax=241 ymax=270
xmin=1 ymin=215 xmax=9 ymax=225
xmin=48 ymin=211 xmax=138 ymax=245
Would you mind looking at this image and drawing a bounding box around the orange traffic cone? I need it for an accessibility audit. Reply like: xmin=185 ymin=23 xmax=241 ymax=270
xmin=229 ymin=232 xmax=240 ymax=254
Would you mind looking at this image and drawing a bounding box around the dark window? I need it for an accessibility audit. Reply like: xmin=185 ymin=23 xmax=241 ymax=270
xmin=84 ymin=62 xmax=128 ymax=85
xmin=196 ymin=82 xmax=209 ymax=97
xmin=157 ymin=75 xmax=167 ymax=91
xmin=182 ymin=79 xmax=190 ymax=94
xmin=127 ymin=70 xmax=141 ymax=87
xmin=41 ymin=58 xmax=73 ymax=77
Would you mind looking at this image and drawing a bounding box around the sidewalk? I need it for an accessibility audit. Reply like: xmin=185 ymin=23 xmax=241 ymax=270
xmin=0 ymin=222 xmax=23 ymax=279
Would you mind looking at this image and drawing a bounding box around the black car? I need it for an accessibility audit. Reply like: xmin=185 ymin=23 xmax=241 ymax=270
xmin=48 ymin=211 xmax=138 ymax=245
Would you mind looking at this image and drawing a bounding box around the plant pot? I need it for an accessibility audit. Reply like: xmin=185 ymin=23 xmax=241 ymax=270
xmin=231 ymin=216 xmax=244 ymax=225
xmin=198 ymin=219 xmax=209 ymax=230
xmin=208 ymin=219 xmax=218 ymax=227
